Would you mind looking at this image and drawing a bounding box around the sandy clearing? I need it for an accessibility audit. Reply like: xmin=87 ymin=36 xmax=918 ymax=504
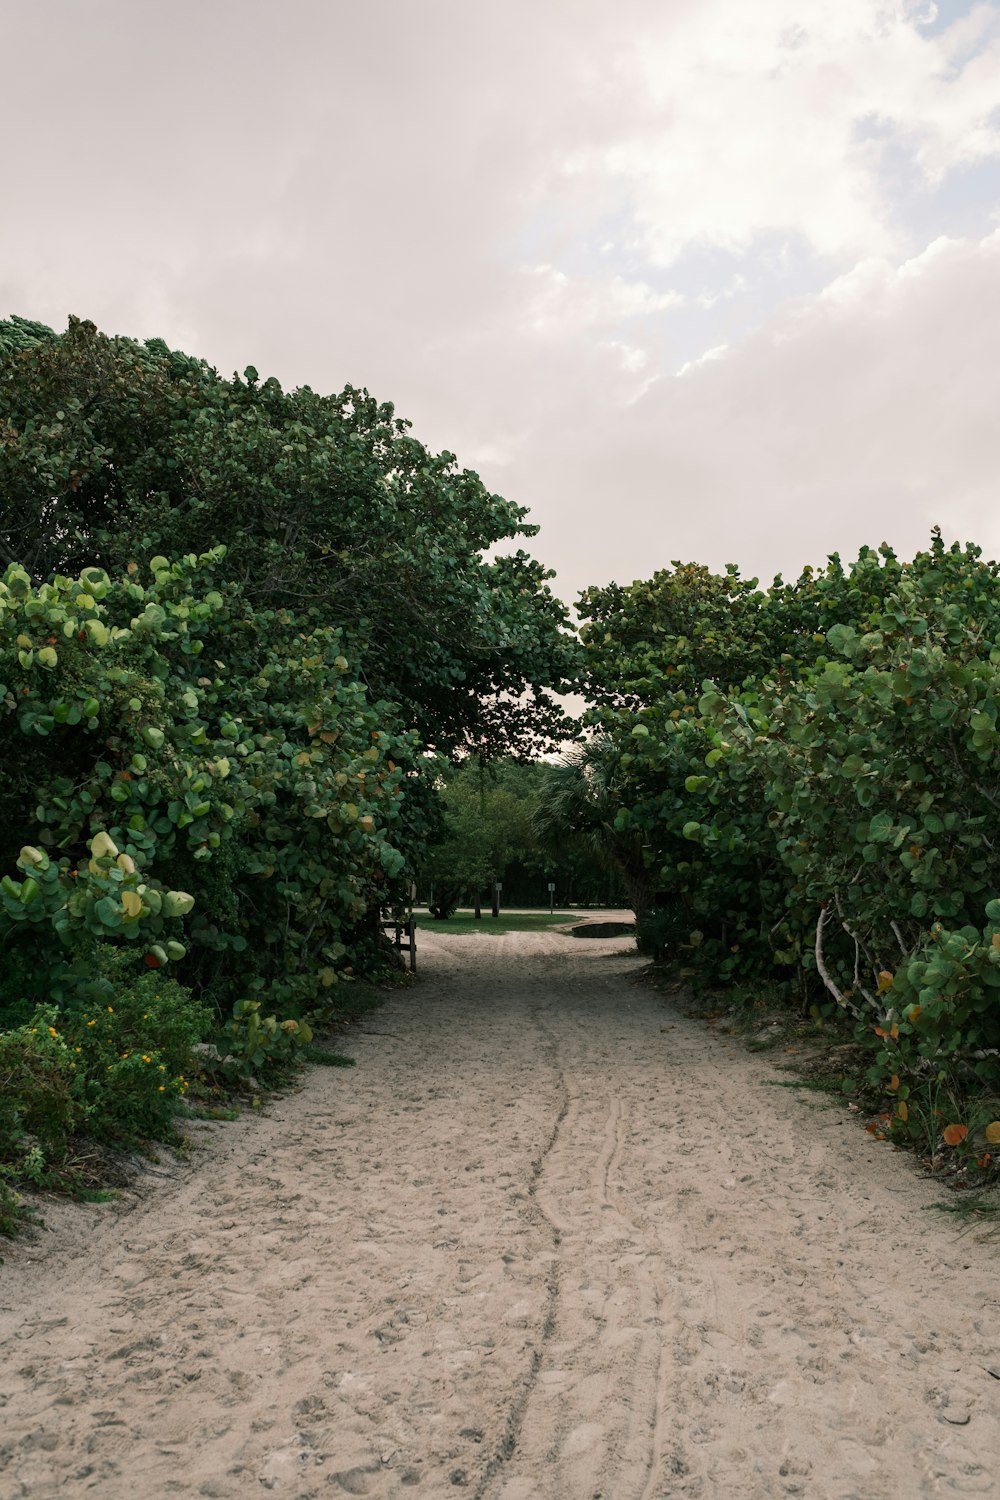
xmin=1 ymin=928 xmax=999 ymax=1500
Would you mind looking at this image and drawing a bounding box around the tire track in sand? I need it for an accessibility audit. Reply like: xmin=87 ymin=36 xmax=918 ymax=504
xmin=471 ymin=1000 xmax=570 ymax=1500
xmin=493 ymin=970 xmax=681 ymax=1500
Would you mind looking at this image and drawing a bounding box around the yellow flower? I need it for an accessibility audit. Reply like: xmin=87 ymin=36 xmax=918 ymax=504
xmin=48 ymin=1026 xmax=58 ymax=1038
xmin=87 ymin=1020 xmax=96 ymax=1028
xmin=158 ymin=1085 xmax=165 ymax=1093
xmin=142 ymin=1054 xmax=152 ymax=1063
xmin=106 ymin=1006 xmax=114 ymax=1013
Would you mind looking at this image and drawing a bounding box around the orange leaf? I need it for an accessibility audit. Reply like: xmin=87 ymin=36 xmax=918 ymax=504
xmin=942 ymin=1123 xmax=968 ymax=1147
xmin=897 ymin=1100 xmax=909 ymax=1122
xmin=877 ymin=970 xmax=894 ymax=994
xmin=984 ymin=1121 xmax=1000 ymax=1145
xmin=887 ymin=1075 xmax=900 ymax=1092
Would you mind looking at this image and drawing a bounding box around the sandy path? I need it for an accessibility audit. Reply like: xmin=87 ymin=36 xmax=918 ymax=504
xmin=2 ymin=929 xmax=999 ymax=1499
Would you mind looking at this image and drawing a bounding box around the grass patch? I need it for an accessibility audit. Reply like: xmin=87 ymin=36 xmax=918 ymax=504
xmin=0 ymin=1178 xmax=38 ymax=1242
xmin=764 ymin=1075 xmax=847 ymax=1094
xmin=926 ymin=1193 xmax=1000 ymax=1220
xmin=304 ymin=1044 xmax=355 ymax=1068
xmin=313 ymin=980 xmax=392 ymax=1026
xmin=414 ymin=910 xmax=575 ymax=935
xmin=182 ymin=1102 xmax=242 ymax=1122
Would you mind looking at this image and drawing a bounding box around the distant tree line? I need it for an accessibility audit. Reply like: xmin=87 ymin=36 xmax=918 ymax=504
xmin=416 ymin=759 xmax=626 ymax=918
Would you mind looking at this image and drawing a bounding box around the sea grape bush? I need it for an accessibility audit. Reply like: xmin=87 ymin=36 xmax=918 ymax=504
xmin=221 ymin=999 xmax=314 ymax=1085
xmin=0 ymin=315 xmax=580 ymax=761
xmin=0 ymin=548 xmax=418 ymax=1025
xmin=0 ymin=545 xmax=418 ymax=1224
xmin=580 ymin=533 xmax=1000 ymax=1110
xmin=0 ymin=314 xmax=583 ymax=1228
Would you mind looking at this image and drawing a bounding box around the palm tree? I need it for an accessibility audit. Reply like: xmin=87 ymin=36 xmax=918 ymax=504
xmin=534 ymin=738 xmax=655 ymax=927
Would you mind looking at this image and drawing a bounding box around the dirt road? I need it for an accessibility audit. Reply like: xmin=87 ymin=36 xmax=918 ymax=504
xmin=2 ymin=929 xmax=999 ymax=1498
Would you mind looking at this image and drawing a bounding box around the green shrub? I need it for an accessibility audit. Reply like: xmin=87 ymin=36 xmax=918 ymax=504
xmin=64 ymin=972 xmax=212 ymax=1144
xmin=0 ymin=1177 xmax=32 ymax=1240
xmin=0 ymin=835 xmax=195 ymax=1023
xmin=0 ymin=551 xmax=418 ymax=1026
xmin=0 ymin=1009 xmax=78 ymax=1171
xmin=582 ymin=535 xmax=1000 ymax=1120
xmin=217 ymin=999 xmax=313 ymax=1086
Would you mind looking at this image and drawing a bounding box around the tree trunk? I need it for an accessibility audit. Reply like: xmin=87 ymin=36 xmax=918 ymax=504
xmin=619 ymin=864 xmax=655 ymax=929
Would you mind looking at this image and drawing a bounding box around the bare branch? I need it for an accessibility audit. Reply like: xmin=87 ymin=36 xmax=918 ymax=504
xmin=890 ymin=920 xmax=910 ymax=959
xmin=815 ymin=905 xmax=861 ymax=1018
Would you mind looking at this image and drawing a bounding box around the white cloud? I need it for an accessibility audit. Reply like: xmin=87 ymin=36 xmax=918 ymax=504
xmin=2 ymin=0 xmax=999 ymax=619
xmin=499 ymin=226 xmax=1000 ymax=602
xmin=565 ymin=0 xmax=1000 ymax=267
xmin=676 ymin=345 xmax=730 ymax=376
xmin=521 ymin=266 xmax=682 ymax=338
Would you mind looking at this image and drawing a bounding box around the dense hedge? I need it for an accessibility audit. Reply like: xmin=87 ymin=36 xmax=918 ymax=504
xmin=580 ymin=533 xmax=1000 ymax=1142
xmin=0 ymin=548 xmax=419 ymax=1025
xmin=0 ymin=315 xmax=579 ymax=759
xmin=0 ymin=316 xmax=579 ymax=1223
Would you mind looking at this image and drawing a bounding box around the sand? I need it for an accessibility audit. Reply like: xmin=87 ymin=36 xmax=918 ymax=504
xmin=1 ymin=926 xmax=999 ymax=1499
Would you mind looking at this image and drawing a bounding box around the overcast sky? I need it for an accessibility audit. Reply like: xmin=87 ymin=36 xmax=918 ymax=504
xmin=3 ymin=0 xmax=1000 ymax=606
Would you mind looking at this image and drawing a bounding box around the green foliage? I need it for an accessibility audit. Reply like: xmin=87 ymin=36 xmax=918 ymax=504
xmin=0 ymin=834 xmax=194 ymax=1012
xmin=0 ymin=968 xmax=211 ymax=1185
xmin=0 ymin=550 xmax=419 ymax=1020
xmin=0 ymin=315 xmax=579 ymax=760
xmin=534 ymin=739 xmax=654 ymax=924
xmin=0 ymin=1011 xmax=78 ymax=1171
xmin=0 ymin=1177 xmax=32 ymax=1240
xmin=0 ymin=313 xmax=583 ymax=1239
xmin=219 ymin=999 xmax=314 ymax=1085
xmin=579 ymin=532 xmax=1000 ymax=1118
xmin=303 ymin=1043 xmax=355 ymax=1068
xmin=419 ymin=759 xmax=540 ymax=914
xmin=65 ymin=986 xmax=204 ymax=1146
